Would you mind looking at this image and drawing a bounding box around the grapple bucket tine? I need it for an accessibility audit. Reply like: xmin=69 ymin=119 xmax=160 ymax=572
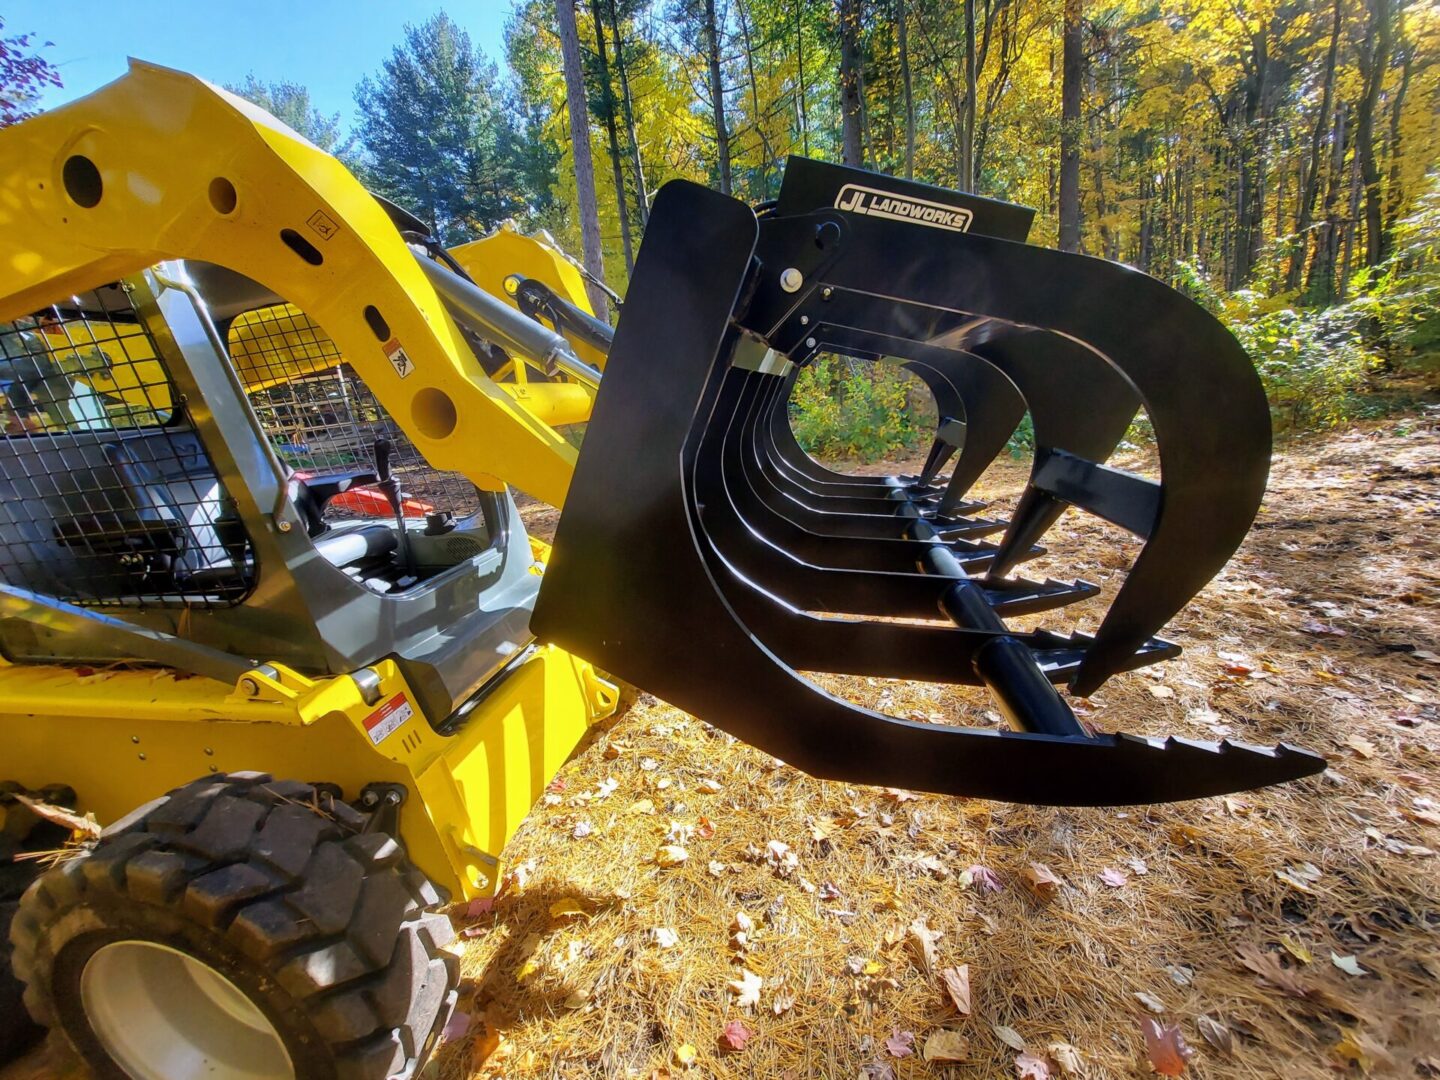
xmin=958 ymin=328 xmax=1142 ymax=578
xmin=533 ymin=177 xmax=1324 ymax=806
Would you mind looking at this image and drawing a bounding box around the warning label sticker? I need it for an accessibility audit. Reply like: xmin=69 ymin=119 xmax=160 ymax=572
xmin=383 ymin=338 xmax=414 ymax=379
xmin=306 ymin=209 xmax=340 ymax=241
xmin=363 ymin=692 xmax=414 ymax=746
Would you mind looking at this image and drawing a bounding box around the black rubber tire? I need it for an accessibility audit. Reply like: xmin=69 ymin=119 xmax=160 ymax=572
xmin=0 ymin=901 xmax=45 ymax=1061
xmin=8 ymin=772 xmax=458 ymax=1080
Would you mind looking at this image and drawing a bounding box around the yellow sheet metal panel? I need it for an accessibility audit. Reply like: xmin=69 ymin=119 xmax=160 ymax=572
xmin=0 ymin=60 xmax=577 ymax=506
xmin=415 ymin=645 xmax=616 ymax=896
xmin=0 ymin=648 xmax=616 ymax=899
xmin=450 ymin=228 xmax=608 ymax=372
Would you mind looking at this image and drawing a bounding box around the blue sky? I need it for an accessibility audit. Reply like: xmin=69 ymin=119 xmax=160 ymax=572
xmin=6 ymin=1 xmax=514 ymax=130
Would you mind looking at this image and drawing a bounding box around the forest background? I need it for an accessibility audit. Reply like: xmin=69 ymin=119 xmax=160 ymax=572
xmin=3 ymin=0 xmax=1437 ymax=458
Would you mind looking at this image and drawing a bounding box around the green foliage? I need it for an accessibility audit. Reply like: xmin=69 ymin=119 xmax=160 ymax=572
xmin=226 ymin=76 xmax=347 ymax=154
xmin=789 ymin=356 xmax=928 ymax=462
xmin=354 ymin=14 xmax=534 ymax=243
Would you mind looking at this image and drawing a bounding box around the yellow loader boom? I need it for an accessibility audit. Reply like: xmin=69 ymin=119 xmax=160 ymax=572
xmin=0 ymin=60 xmax=580 ymax=506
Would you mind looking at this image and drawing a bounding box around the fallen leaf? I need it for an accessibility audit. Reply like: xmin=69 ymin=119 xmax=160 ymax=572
xmin=628 ymin=798 xmax=655 ymax=815
xmin=1048 ymin=1042 xmax=1083 ymax=1076
xmin=993 ymin=1024 xmax=1027 ymax=1052
xmin=1275 ymin=861 xmax=1323 ymax=892
xmin=1099 ymin=867 xmax=1129 ymax=888
xmin=765 ymin=839 xmax=799 ymax=877
xmin=861 ymin=1060 xmax=896 ymax=1080
xmin=655 ymin=844 xmax=689 ymax=867
xmin=1331 ymin=951 xmax=1368 ymax=977
xmin=1332 ymin=1027 xmax=1394 ymax=1072
xmin=940 ymin=965 xmax=971 ymax=1015
xmin=1022 ymin=863 xmax=1062 ymax=900
xmin=771 ymin=988 xmax=795 ymax=1015
xmin=697 ymin=778 xmax=723 ymax=793
xmin=885 ymin=1030 xmax=915 ymax=1058
xmin=1280 ymin=937 xmax=1313 ymax=964
xmin=733 ymin=910 xmax=755 ymax=934
xmin=673 ymin=1043 xmax=697 ymax=1067
xmin=1016 ymin=1051 xmax=1051 ymax=1080
xmin=1147 ymin=684 xmax=1175 ymax=699
xmin=718 ymin=1020 xmax=752 ymax=1052
xmin=708 ymin=860 xmax=726 ymax=877
xmin=1195 ymin=1015 xmax=1232 ymax=1054
xmin=11 ymin=793 xmax=100 ymax=837
xmin=1141 ymin=1019 xmax=1194 ymax=1077
xmin=923 ymin=1030 xmax=970 ymax=1063
xmin=465 ymin=897 xmax=494 ymax=918
xmin=593 ymin=776 xmax=619 ymax=799
xmin=1222 ymin=662 xmax=1253 ymax=676
xmin=1237 ymin=944 xmax=1311 ymax=998
xmin=1346 ymin=735 xmax=1376 ymax=759
xmin=728 ymin=968 xmax=763 ymax=1008
xmin=883 ymin=787 xmax=920 ymax=803
xmin=1134 ymin=991 xmax=1166 ymax=1013
xmin=963 ymin=864 xmax=1003 ymax=892
xmin=1126 ymin=858 xmax=1149 ymax=876
xmin=695 ymin=816 xmax=716 ymax=839
xmin=549 ymin=898 xmax=588 ymax=920
xmin=440 ymin=1009 xmax=471 ymax=1043
xmin=649 ymin=927 xmax=680 ymax=949
xmin=908 ymin=917 xmax=944 ymax=972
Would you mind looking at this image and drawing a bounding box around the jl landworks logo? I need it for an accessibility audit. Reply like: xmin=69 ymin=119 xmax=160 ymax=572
xmin=833 ymin=184 xmax=974 ymax=233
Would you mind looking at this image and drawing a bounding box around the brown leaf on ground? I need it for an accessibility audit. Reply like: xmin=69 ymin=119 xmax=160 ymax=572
xmin=1016 ymin=1052 xmax=1051 ymax=1079
xmin=908 ymin=917 xmax=943 ymax=972
xmin=718 ymin=1020 xmax=753 ymax=1052
xmin=1195 ymin=1015 xmax=1233 ymax=1054
xmin=940 ymin=965 xmax=971 ymax=1015
xmin=923 ymin=1030 xmax=970 ymax=1063
xmin=1236 ymin=943 xmax=1312 ymax=998
xmin=1022 ymin=862 xmax=1062 ymax=900
xmin=1141 ymin=1019 xmax=1194 ymax=1077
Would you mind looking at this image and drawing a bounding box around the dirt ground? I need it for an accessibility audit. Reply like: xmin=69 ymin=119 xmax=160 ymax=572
xmin=7 ymin=414 xmax=1437 ymax=1079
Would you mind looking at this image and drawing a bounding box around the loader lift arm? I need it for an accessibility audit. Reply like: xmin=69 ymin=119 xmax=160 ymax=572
xmin=0 ymin=60 xmax=581 ymax=507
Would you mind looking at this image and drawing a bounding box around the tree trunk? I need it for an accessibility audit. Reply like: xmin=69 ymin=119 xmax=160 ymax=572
xmin=961 ymin=0 xmax=977 ymax=191
xmin=1355 ymin=0 xmax=1395 ymax=269
xmin=1307 ymin=102 xmax=1349 ymax=303
xmin=1382 ymin=15 xmax=1412 ymax=260
xmin=608 ymin=0 xmax=649 ymax=228
xmin=838 ymin=0 xmax=865 ymax=167
xmin=591 ymin=5 xmax=634 ymax=273
xmin=1058 ymin=0 xmax=1082 ymax=251
xmin=1285 ymin=0 xmax=1341 ymax=291
xmin=703 ymin=0 xmax=732 ymax=193
xmin=555 ymin=0 xmax=610 ymax=320
xmin=795 ymin=0 xmax=809 ymax=156
xmin=736 ymin=0 xmax=775 ymax=197
xmin=898 ymin=0 xmax=915 ymax=178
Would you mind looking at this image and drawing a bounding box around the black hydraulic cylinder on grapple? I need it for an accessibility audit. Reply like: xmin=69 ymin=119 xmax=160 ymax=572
xmin=531 ymin=157 xmax=1325 ymax=806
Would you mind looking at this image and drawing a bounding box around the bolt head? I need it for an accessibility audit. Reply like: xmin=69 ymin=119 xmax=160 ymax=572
xmin=779 ymin=267 xmax=804 ymax=293
xmin=805 ymin=337 xmax=817 ymax=349
xmin=276 ymin=519 xmax=293 ymax=533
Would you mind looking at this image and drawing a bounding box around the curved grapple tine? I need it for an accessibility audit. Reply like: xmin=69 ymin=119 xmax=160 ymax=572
xmin=962 ymin=328 xmax=1142 ymax=578
xmin=533 ymin=180 xmax=1324 ymax=805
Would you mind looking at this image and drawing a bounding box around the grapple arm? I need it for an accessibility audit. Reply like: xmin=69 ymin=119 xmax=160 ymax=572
xmin=532 ymin=177 xmax=1324 ymax=806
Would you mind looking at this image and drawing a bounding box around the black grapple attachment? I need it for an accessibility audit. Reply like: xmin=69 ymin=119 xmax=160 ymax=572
xmin=532 ymin=158 xmax=1324 ymax=806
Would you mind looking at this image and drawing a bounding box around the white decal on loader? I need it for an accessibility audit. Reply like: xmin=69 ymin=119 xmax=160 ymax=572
xmin=833 ymin=184 xmax=974 ymax=233
xmin=364 ymin=692 xmax=414 ymax=745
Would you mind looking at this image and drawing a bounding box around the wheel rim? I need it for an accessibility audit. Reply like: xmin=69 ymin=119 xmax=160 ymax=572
xmin=80 ymin=939 xmax=295 ymax=1080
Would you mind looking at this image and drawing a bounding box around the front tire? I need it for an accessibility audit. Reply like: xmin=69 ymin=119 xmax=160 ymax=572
xmin=9 ymin=773 xmax=458 ymax=1080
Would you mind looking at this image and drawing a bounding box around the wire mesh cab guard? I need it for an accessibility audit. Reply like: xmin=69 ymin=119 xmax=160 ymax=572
xmin=533 ymin=162 xmax=1325 ymax=806
xmin=0 ymin=283 xmax=254 ymax=613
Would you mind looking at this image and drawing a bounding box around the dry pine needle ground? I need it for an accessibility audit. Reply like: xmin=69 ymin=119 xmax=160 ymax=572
xmin=441 ymin=415 xmax=1438 ymax=1080
xmin=4 ymin=416 xmax=1436 ymax=1080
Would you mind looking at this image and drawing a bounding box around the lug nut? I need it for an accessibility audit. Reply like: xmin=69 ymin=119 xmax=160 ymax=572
xmin=779 ymin=267 xmax=804 ymax=293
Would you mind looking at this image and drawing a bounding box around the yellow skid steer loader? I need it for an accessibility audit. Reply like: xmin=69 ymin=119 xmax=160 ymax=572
xmin=0 ymin=62 xmax=1321 ymax=1079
